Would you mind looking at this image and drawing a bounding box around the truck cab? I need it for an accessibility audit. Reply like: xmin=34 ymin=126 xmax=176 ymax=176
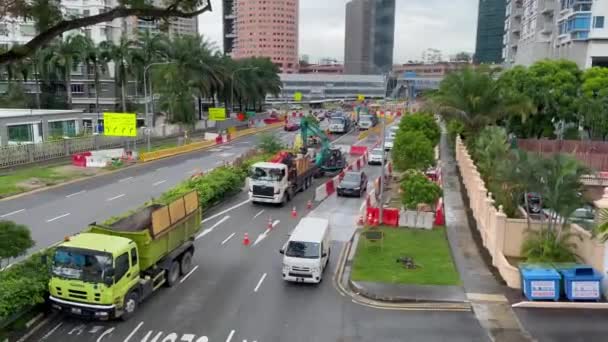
xmin=248 ymin=162 xmax=290 ymax=204
xmin=49 ymin=233 xmax=138 ymax=320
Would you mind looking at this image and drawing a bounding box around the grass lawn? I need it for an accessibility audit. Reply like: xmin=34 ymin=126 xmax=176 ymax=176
xmin=351 ymin=227 xmax=461 ymax=286
xmin=0 ymin=165 xmax=87 ymax=197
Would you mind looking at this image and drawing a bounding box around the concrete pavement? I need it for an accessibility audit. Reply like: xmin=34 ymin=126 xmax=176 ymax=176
xmin=25 ymin=131 xmax=488 ymax=342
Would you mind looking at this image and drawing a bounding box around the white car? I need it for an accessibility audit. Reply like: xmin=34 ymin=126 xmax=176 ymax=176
xmin=384 ymin=137 xmax=395 ymax=151
xmin=388 ymin=125 xmax=399 ymax=139
xmin=368 ymin=148 xmax=386 ymax=165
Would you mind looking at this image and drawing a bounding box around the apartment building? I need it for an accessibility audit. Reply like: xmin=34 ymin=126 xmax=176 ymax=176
xmin=504 ymin=0 xmax=608 ymax=68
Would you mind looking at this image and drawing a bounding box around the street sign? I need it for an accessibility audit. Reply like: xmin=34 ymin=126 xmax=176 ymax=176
xmin=294 ymin=92 xmax=303 ymax=102
xmin=357 ymin=94 xmax=365 ymax=101
xmin=103 ymin=112 xmax=137 ymax=137
xmin=209 ymin=107 xmax=227 ymax=121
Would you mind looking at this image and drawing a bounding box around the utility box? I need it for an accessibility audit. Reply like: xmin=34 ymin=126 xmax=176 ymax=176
xmin=558 ymin=266 xmax=603 ymax=301
xmin=520 ymin=266 xmax=561 ymax=301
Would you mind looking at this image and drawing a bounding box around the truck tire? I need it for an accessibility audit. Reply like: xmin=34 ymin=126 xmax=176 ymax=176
xmin=120 ymin=291 xmax=138 ymax=321
xmin=166 ymin=261 xmax=180 ymax=287
xmin=180 ymin=251 xmax=193 ymax=275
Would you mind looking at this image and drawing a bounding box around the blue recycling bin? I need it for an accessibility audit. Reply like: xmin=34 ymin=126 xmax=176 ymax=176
xmin=558 ymin=266 xmax=603 ymax=301
xmin=520 ymin=266 xmax=561 ymax=301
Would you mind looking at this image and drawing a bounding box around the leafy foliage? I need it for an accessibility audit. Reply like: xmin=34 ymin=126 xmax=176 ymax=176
xmin=397 ymin=112 xmax=440 ymax=146
xmin=257 ymin=133 xmax=284 ymax=154
xmin=522 ymin=229 xmax=580 ymax=263
xmin=0 ymin=221 xmax=35 ymax=270
xmin=400 ymin=171 xmax=441 ymax=210
xmin=391 ymin=130 xmax=434 ymax=172
xmin=446 ymin=119 xmax=465 ymax=144
xmin=470 ymin=126 xmax=510 ymax=184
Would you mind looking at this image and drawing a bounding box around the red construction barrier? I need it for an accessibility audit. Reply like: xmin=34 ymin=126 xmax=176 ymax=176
xmin=215 ymin=135 xmax=223 ymax=144
xmin=434 ymin=198 xmax=445 ymax=226
xmin=366 ymin=207 xmax=380 ymax=226
xmin=71 ymin=152 xmax=91 ymax=167
xmin=264 ymin=118 xmax=281 ymax=124
xmin=325 ymin=179 xmax=336 ymax=196
xmin=350 ymin=145 xmax=368 ymax=155
xmin=382 ymin=208 xmax=400 ymax=227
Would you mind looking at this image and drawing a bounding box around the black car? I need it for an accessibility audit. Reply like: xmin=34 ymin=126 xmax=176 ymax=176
xmin=337 ymin=171 xmax=368 ymax=197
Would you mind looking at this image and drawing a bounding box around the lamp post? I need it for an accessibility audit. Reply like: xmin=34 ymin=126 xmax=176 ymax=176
xmin=143 ymin=61 xmax=175 ymax=152
xmin=379 ymin=72 xmax=392 ymax=224
xmin=230 ymin=67 xmax=259 ymax=115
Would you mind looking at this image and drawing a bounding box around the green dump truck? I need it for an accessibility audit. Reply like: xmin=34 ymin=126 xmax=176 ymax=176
xmin=48 ymin=191 xmax=201 ymax=320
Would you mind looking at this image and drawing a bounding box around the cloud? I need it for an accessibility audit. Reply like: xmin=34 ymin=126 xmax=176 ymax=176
xmin=198 ymin=0 xmax=478 ymax=63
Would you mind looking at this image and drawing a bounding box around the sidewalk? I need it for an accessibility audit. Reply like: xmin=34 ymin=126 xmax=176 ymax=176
xmin=439 ymin=130 xmax=533 ymax=342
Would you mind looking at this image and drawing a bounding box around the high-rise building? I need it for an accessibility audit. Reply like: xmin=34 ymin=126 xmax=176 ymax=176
xmin=126 ymin=0 xmax=198 ymax=39
xmin=222 ymin=0 xmax=237 ymax=56
xmin=231 ymin=0 xmax=299 ymax=73
xmin=504 ymin=0 xmax=608 ymax=69
xmin=474 ymin=0 xmax=506 ymax=64
xmin=344 ymin=0 xmax=395 ymax=75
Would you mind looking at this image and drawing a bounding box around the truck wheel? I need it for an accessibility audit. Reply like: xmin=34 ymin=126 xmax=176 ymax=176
xmin=180 ymin=251 xmax=193 ymax=275
xmin=166 ymin=261 xmax=180 ymax=287
xmin=121 ymin=291 xmax=138 ymax=321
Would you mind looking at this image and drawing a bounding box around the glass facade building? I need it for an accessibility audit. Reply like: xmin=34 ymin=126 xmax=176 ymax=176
xmin=475 ymin=0 xmax=507 ymax=64
xmin=372 ymin=0 xmax=396 ymax=73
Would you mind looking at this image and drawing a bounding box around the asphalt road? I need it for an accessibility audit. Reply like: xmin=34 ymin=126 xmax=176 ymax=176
xmin=0 ymin=130 xmax=300 ymax=253
xmin=26 ymin=129 xmax=488 ymax=342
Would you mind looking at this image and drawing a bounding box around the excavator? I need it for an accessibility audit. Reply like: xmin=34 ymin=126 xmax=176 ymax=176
xmin=296 ymin=115 xmax=347 ymax=175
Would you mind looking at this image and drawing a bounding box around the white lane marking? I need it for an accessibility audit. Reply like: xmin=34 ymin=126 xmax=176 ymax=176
xmin=123 ymin=321 xmax=144 ymax=342
xmin=40 ymin=322 xmax=63 ymax=340
xmin=66 ymin=190 xmax=86 ymax=198
xmin=119 ymin=176 xmax=134 ymax=183
xmin=201 ymin=199 xmax=250 ymax=223
xmin=196 ymin=215 xmax=230 ymax=240
xmin=0 ymin=209 xmax=25 ymax=218
xmin=252 ymin=210 xmax=265 ymax=219
xmin=156 ymin=167 xmax=168 ymax=171
xmin=179 ymin=265 xmax=199 ymax=284
xmin=46 ymin=213 xmax=70 ymax=222
xmin=221 ymin=232 xmax=236 ymax=245
xmin=254 ymin=273 xmax=267 ymax=293
xmin=253 ymin=220 xmax=279 ymax=246
xmin=96 ymin=327 xmax=115 ymax=342
xmin=215 ymin=160 xmax=224 ymax=165
xmin=107 ymin=194 xmax=126 ymax=201
xmin=153 ymin=180 xmax=167 ymax=186
xmin=226 ymin=330 xmax=236 ymax=342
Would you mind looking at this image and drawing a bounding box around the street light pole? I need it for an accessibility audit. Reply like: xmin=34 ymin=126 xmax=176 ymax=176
xmin=379 ymin=73 xmax=392 ymax=224
xmin=230 ymin=67 xmax=259 ymax=115
xmin=143 ymin=62 xmax=175 ymax=152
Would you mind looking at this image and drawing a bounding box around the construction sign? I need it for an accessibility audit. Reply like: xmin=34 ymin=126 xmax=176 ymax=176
xmin=209 ymin=107 xmax=227 ymax=121
xmin=294 ymin=92 xmax=303 ymax=102
xmin=103 ymin=112 xmax=137 ymax=137
xmin=357 ymin=94 xmax=365 ymax=101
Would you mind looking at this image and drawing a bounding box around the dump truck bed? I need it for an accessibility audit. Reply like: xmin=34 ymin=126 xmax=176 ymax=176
xmin=88 ymin=191 xmax=201 ymax=270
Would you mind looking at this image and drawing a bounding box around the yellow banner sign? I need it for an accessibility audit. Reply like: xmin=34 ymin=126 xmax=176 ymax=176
xmin=209 ymin=107 xmax=227 ymax=121
xmin=294 ymin=92 xmax=303 ymax=102
xmin=357 ymin=94 xmax=365 ymax=101
xmin=103 ymin=112 xmax=137 ymax=137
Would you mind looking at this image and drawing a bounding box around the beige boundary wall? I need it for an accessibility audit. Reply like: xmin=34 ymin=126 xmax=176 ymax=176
xmin=455 ymin=137 xmax=608 ymax=294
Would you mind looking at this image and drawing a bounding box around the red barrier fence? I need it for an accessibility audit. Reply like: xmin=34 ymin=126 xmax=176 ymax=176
xmin=383 ymin=208 xmax=400 ymax=227
xmin=325 ymin=179 xmax=336 ymax=196
xmin=350 ymin=145 xmax=368 ymax=155
xmin=71 ymin=151 xmax=91 ymax=167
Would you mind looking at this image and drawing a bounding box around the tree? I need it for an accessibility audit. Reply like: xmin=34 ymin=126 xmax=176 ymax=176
xmin=452 ymin=52 xmax=472 ymax=63
xmin=430 ymin=67 xmax=534 ymax=134
xmin=471 ymin=126 xmax=510 ymax=184
xmin=258 ymin=133 xmax=284 ymax=154
xmin=398 ymin=112 xmax=440 ymax=146
xmin=392 ymin=130 xmax=434 ymax=171
xmin=400 ymin=170 xmax=441 ymax=210
xmin=578 ymin=67 xmax=608 ymax=140
xmin=72 ymin=35 xmax=107 ymax=117
xmin=45 ymin=35 xmax=80 ymax=107
xmin=0 ymin=82 xmax=29 ymax=108
xmin=0 ymin=0 xmax=213 ymax=64
xmin=0 ymin=220 xmax=35 ymax=270
xmin=102 ymin=36 xmax=136 ymax=112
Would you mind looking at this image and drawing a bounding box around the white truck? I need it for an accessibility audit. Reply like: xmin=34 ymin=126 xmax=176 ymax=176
xmin=248 ymin=151 xmax=319 ymax=204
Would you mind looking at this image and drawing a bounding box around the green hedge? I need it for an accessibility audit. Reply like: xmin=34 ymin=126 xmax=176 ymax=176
xmin=0 ymin=249 xmax=53 ymax=325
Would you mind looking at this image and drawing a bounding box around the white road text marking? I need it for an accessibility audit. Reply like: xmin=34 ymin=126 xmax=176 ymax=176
xmin=96 ymin=328 xmax=115 ymax=342
xmin=179 ymin=265 xmax=199 ymax=284
xmin=221 ymin=233 xmax=236 ymax=245
xmin=107 ymin=194 xmax=126 ymax=201
xmin=0 ymin=209 xmax=25 ymax=218
xmin=46 ymin=213 xmax=70 ymax=222
xmin=123 ymin=321 xmax=144 ymax=342
xmin=254 ymin=273 xmax=267 ymax=293
xmin=196 ymin=215 xmax=230 ymax=240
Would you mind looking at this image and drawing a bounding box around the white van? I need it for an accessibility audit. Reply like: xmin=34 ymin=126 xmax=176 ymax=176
xmin=280 ymin=217 xmax=331 ymax=284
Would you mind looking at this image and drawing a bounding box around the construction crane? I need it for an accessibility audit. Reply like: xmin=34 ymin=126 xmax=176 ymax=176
xmin=299 ymin=115 xmax=346 ymax=174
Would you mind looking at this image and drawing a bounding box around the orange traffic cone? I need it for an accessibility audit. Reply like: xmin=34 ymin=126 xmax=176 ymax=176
xmin=307 ymin=200 xmax=313 ymax=210
xmin=268 ymin=217 xmax=273 ymax=230
xmin=291 ymin=206 xmax=297 ymax=218
xmin=243 ymin=233 xmax=250 ymax=246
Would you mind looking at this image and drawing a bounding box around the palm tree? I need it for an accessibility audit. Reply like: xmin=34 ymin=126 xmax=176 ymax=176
xmin=46 ymin=35 xmax=80 ymax=108
xmin=429 ymin=67 xmax=534 ymax=134
xmin=72 ymin=36 xmax=108 ymax=119
xmin=102 ymin=36 xmax=136 ymax=112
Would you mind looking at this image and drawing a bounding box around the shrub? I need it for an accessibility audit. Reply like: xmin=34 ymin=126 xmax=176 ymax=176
xmin=258 ymin=133 xmax=284 ymax=154
xmin=392 ymin=130 xmax=434 ymax=171
xmin=0 ymin=221 xmax=35 ymax=270
xmin=400 ymin=170 xmax=442 ymax=210
xmin=446 ymin=119 xmax=465 ymax=144
xmin=522 ymin=229 xmax=580 ymax=263
xmin=398 ymin=112 xmax=441 ymax=146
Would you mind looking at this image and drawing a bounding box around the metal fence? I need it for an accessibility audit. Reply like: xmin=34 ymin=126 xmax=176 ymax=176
xmin=517 ymin=139 xmax=608 ymax=171
xmin=0 ymin=134 xmax=144 ymax=169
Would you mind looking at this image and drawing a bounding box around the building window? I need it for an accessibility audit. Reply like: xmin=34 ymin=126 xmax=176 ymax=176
xmin=0 ymin=23 xmax=8 ymax=36
xmin=594 ymin=16 xmax=605 ymax=29
xmin=71 ymin=84 xmax=84 ymax=94
xmin=8 ymin=124 xmax=34 ymax=143
xmin=20 ymin=24 xmax=35 ymax=36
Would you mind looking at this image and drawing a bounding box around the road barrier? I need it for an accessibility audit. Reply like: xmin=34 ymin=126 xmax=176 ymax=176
xmin=350 ymin=145 xmax=368 ymax=156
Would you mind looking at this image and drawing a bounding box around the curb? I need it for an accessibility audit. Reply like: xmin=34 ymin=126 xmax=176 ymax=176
xmin=512 ymin=301 xmax=608 ymax=309
xmin=348 ymin=280 xmax=470 ymax=304
xmin=0 ymin=125 xmax=282 ymax=202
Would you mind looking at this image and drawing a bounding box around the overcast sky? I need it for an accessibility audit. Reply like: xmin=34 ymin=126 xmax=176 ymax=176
xmin=198 ymin=0 xmax=478 ymax=63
